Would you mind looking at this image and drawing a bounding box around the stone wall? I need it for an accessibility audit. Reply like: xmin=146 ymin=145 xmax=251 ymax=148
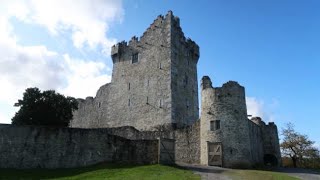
xmin=175 ymin=120 xmax=200 ymax=164
xmin=0 ymin=124 xmax=159 ymax=169
xmin=248 ymin=119 xmax=264 ymax=165
xmin=71 ymin=11 xmax=199 ymax=131
xmin=170 ymin=12 xmax=199 ymax=126
xmin=261 ymin=122 xmax=282 ymax=166
xmin=98 ymin=122 xmax=201 ymax=164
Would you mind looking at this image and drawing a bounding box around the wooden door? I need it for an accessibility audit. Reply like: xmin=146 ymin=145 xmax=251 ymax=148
xmin=159 ymin=138 xmax=175 ymax=164
xmin=208 ymin=142 xmax=222 ymax=166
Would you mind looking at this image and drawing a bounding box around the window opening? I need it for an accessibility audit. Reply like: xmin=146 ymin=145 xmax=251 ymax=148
xmin=132 ymin=53 xmax=139 ymax=63
xmin=210 ymin=120 xmax=221 ymax=131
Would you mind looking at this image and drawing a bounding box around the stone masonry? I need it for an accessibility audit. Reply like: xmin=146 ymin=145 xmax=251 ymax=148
xmin=71 ymin=11 xmax=199 ymax=131
xmin=200 ymin=76 xmax=281 ymax=168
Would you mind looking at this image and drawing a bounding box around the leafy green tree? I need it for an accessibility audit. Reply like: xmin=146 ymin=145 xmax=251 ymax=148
xmin=12 ymin=87 xmax=78 ymax=127
xmin=281 ymin=123 xmax=318 ymax=168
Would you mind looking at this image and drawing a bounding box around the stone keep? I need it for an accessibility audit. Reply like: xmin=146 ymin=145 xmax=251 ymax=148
xmin=71 ymin=11 xmax=200 ymax=130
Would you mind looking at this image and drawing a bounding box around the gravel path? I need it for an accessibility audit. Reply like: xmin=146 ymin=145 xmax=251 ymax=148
xmin=177 ymin=163 xmax=232 ymax=180
xmin=275 ymin=167 xmax=320 ymax=180
xmin=178 ymin=163 xmax=320 ymax=180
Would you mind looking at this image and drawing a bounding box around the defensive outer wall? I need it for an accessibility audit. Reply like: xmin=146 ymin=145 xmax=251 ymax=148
xmin=0 ymin=122 xmax=200 ymax=169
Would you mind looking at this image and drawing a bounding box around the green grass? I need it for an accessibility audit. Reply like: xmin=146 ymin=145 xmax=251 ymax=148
xmin=226 ymin=169 xmax=300 ymax=180
xmin=0 ymin=164 xmax=200 ymax=180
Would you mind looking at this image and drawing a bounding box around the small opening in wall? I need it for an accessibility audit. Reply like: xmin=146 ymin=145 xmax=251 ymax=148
xmin=132 ymin=53 xmax=139 ymax=63
xmin=230 ymin=149 xmax=233 ymax=155
xmin=210 ymin=120 xmax=220 ymax=131
xmin=98 ymin=102 xmax=101 ymax=108
xmin=128 ymin=99 xmax=131 ymax=106
xmin=159 ymin=62 xmax=162 ymax=69
xmin=159 ymin=99 xmax=162 ymax=108
xmin=128 ymin=83 xmax=131 ymax=90
xmin=184 ymin=74 xmax=188 ymax=86
xmin=146 ymin=96 xmax=149 ymax=104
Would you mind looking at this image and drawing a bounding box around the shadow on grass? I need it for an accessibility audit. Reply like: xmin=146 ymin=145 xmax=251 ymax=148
xmin=0 ymin=162 xmax=140 ymax=180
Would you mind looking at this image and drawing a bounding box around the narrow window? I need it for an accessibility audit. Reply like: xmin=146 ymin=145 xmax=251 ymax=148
xmin=147 ymin=79 xmax=150 ymax=87
xmin=159 ymin=99 xmax=162 ymax=108
xmin=146 ymin=96 xmax=149 ymax=104
xmin=184 ymin=74 xmax=188 ymax=86
xmin=128 ymin=99 xmax=131 ymax=106
xmin=210 ymin=120 xmax=221 ymax=131
xmin=98 ymin=102 xmax=101 ymax=108
xmin=132 ymin=53 xmax=139 ymax=63
xmin=186 ymin=99 xmax=190 ymax=109
xmin=159 ymin=62 xmax=162 ymax=69
xmin=128 ymin=83 xmax=130 ymax=90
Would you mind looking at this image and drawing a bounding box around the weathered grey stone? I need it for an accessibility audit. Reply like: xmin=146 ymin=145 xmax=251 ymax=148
xmin=0 ymin=124 xmax=158 ymax=169
xmin=200 ymin=76 xmax=281 ymax=168
xmin=71 ymin=11 xmax=199 ymax=131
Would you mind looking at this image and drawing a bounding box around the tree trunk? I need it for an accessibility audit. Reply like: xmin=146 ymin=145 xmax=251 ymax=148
xmin=292 ymin=157 xmax=297 ymax=168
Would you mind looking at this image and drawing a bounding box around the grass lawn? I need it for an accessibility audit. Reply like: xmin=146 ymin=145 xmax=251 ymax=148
xmin=0 ymin=164 xmax=200 ymax=180
xmin=226 ymin=169 xmax=300 ymax=180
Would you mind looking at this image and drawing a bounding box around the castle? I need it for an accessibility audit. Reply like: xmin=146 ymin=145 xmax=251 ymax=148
xmin=69 ymin=11 xmax=281 ymax=168
xmin=71 ymin=10 xmax=199 ymax=130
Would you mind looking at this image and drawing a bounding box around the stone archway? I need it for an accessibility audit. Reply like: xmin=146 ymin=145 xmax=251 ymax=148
xmin=263 ymin=154 xmax=278 ymax=166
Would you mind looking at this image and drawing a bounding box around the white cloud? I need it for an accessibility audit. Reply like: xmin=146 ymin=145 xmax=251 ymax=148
xmin=1 ymin=0 xmax=123 ymax=54
xmin=60 ymin=54 xmax=111 ymax=98
xmin=0 ymin=0 xmax=121 ymax=123
xmin=246 ymin=97 xmax=279 ymax=122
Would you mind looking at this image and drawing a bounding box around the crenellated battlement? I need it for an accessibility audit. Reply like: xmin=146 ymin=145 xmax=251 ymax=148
xmin=111 ymin=10 xmax=199 ymax=65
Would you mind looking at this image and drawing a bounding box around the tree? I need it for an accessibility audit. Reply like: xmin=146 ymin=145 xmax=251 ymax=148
xmin=12 ymin=87 xmax=78 ymax=127
xmin=280 ymin=123 xmax=318 ymax=168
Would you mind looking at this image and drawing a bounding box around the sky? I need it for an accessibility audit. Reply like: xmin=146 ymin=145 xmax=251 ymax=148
xmin=0 ymin=0 xmax=319 ymax=147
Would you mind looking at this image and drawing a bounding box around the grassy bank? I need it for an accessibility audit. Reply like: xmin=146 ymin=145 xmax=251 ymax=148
xmin=0 ymin=164 xmax=200 ymax=180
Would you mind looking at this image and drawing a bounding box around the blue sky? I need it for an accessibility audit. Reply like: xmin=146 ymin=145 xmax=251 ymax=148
xmin=0 ymin=0 xmax=319 ymax=147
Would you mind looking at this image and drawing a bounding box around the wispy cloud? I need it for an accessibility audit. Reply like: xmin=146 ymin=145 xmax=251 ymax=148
xmin=246 ymin=97 xmax=279 ymax=122
xmin=1 ymin=0 xmax=123 ymax=54
xmin=0 ymin=0 xmax=123 ymax=124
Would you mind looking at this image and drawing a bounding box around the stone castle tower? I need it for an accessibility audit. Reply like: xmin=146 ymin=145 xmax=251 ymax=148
xmin=71 ymin=11 xmax=199 ymax=130
xmin=200 ymin=76 xmax=281 ymax=167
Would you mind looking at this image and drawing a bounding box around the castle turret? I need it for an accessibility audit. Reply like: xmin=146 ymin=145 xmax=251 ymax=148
xmin=200 ymin=76 xmax=252 ymax=167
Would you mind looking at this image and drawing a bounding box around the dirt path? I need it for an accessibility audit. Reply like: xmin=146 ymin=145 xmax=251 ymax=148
xmin=178 ymin=163 xmax=320 ymax=180
xmin=275 ymin=167 xmax=320 ymax=180
xmin=177 ymin=163 xmax=232 ymax=180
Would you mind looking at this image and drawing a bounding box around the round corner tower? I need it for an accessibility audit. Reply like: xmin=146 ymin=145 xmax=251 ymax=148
xmin=200 ymin=76 xmax=252 ymax=168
